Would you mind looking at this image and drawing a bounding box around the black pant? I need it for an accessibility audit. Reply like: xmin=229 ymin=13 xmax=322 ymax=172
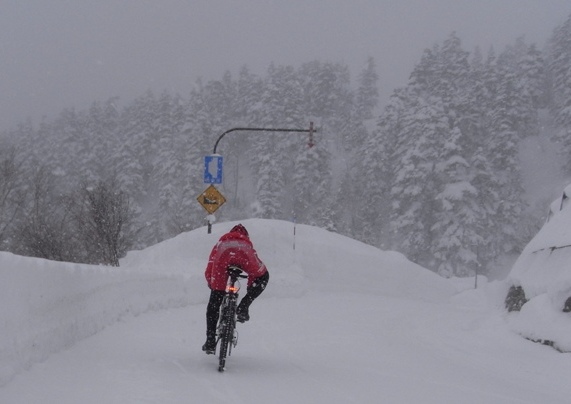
xmin=205 ymin=271 xmax=269 ymax=338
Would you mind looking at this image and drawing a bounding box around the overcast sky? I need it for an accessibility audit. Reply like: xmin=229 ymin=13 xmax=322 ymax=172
xmin=2 ymin=0 xmax=570 ymax=131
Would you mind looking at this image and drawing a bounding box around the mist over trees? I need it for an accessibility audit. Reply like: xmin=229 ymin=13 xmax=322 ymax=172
xmin=1 ymin=14 xmax=570 ymax=276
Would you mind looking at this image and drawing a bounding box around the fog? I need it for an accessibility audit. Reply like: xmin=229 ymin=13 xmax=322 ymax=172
xmin=2 ymin=0 xmax=570 ymax=130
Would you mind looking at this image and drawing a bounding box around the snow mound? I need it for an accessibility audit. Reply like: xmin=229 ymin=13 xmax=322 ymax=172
xmin=1 ymin=219 xmax=456 ymax=386
xmin=122 ymin=218 xmax=457 ymax=301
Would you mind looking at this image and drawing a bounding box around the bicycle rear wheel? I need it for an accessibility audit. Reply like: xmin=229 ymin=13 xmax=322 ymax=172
xmin=218 ymin=304 xmax=235 ymax=372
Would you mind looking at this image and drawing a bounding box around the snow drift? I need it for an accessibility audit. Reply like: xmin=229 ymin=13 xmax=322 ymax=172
xmin=4 ymin=219 xmax=571 ymax=402
xmin=1 ymin=219 xmax=454 ymax=386
xmin=0 ymin=252 xmax=198 ymax=386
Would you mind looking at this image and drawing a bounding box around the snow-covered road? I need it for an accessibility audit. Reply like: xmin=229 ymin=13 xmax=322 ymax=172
xmin=3 ymin=290 xmax=571 ymax=403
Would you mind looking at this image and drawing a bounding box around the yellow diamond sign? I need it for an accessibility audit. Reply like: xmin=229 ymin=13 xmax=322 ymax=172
xmin=197 ymin=184 xmax=226 ymax=214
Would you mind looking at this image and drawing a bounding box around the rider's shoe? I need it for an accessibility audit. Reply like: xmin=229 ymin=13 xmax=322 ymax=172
xmin=236 ymin=307 xmax=250 ymax=323
xmin=202 ymin=337 xmax=216 ymax=354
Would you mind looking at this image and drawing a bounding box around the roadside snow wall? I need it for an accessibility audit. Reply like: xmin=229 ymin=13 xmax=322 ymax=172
xmin=0 ymin=252 xmax=201 ymax=387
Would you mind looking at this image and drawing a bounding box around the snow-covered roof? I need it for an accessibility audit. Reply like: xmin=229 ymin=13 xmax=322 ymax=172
xmin=508 ymin=183 xmax=571 ymax=303
xmin=532 ymin=186 xmax=571 ymax=252
xmin=505 ymin=183 xmax=571 ymax=350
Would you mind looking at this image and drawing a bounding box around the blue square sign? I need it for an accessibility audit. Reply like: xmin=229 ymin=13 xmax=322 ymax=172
xmin=204 ymin=155 xmax=223 ymax=184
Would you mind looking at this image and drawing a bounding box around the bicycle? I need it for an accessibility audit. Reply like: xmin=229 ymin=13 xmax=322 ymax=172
xmin=216 ymin=265 xmax=248 ymax=372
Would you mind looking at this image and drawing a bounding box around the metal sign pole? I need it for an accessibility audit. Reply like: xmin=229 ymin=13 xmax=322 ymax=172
xmin=212 ymin=123 xmax=317 ymax=154
xmin=199 ymin=123 xmax=318 ymax=234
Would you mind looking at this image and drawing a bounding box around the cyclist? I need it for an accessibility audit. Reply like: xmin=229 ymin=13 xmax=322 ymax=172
xmin=202 ymin=223 xmax=269 ymax=354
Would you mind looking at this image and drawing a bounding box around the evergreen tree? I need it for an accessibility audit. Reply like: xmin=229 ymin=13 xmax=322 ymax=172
xmin=485 ymin=59 xmax=528 ymax=256
xmin=83 ymin=98 xmax=120 ymax=181
xmin=388 ymin=95 xmax=447 ymax=267
xmin=297 ymin=61 xmax=354 ymax=231
xmin=251 ymin=64 xmax=304 ymax=219
xmin=49 ymin=108 xmax=89 ymax=182
xmin=219 ymin=69 xmax=260 ymax=215
xmin=358 ymin=88 xmax=409 ymax=246
xmin=292 ymin=129 xmax=334 ymax=229
xmin=355 ymin=57 xmax=379 ymax=122
xmin=116 ymin=90 xmax=159 ymax=196
xmin=398 ymin=34 xmax=480 ymax=274
xmin=153 ymin=92 xmax=195 ymax=240
xmin=546 ymin=14 xmax=571 ymax=174
xmin=496 ymin=38 xmax=540 ymax=138
xmin=252 ymin=149 xmax=285 ymax=219
xmin=431 ymin=126 xmax=480 ymax=277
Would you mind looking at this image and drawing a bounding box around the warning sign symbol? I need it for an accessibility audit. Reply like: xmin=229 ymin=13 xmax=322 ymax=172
xmin=197 ymin=184 xmax=226 ymax=214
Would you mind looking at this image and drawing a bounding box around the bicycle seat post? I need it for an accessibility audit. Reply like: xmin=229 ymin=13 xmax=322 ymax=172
xmin=227 ymin=266 xmax=247 ymax=284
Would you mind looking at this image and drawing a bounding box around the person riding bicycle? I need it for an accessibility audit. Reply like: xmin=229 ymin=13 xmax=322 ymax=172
xmin=202 ymin=223 xmax=269 ymax=354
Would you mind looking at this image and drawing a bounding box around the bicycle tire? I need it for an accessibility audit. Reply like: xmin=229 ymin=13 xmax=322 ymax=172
xmin=218 ymin=301 xmax=236 ymax=372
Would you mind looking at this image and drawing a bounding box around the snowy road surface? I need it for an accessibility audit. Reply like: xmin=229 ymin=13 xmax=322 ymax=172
xmin=2 ymin=292 xmax=571 ymax=403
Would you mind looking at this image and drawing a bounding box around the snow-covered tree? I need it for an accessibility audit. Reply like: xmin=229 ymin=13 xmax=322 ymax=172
xmin=355 ymin=57 xmax=379 ymax=122
xmin=387 ymin=95 xmax=447 ymax=267
xmin=546 ymin=14 xmax=571 ymax=174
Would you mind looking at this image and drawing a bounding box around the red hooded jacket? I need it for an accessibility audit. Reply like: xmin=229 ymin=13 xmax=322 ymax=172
xmin=204 ymin=224 xmax=268 ymax=291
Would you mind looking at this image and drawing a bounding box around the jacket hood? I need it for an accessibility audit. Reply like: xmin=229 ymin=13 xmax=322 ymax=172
xmin=230 ymin=224 xmax=249 ymax=237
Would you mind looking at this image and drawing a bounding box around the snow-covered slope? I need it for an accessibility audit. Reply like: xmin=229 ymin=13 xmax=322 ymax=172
xmin=2 ymin=219 xmax=571 ymax=403
xmin=0 ymin=219 xmax=454 ymax=388
xmin=122 ymin=218 xmax=456 ymax=300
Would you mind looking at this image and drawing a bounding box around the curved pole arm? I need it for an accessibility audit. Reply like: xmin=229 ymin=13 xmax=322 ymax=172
xmin=212 ymin=124 xmax=316 ymax=154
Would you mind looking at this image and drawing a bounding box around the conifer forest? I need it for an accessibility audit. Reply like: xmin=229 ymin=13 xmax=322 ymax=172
xmin=1 ymin=14 xmax=571 ymax=278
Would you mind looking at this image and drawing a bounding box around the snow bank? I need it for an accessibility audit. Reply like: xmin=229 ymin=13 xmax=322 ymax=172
xmin=123 ymin=218 xmax=456 ymax=301
xmin=0 ymin=252 xmax=198 ymax=387
xmin=0 ymin=218 xmax=458 ymax=387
